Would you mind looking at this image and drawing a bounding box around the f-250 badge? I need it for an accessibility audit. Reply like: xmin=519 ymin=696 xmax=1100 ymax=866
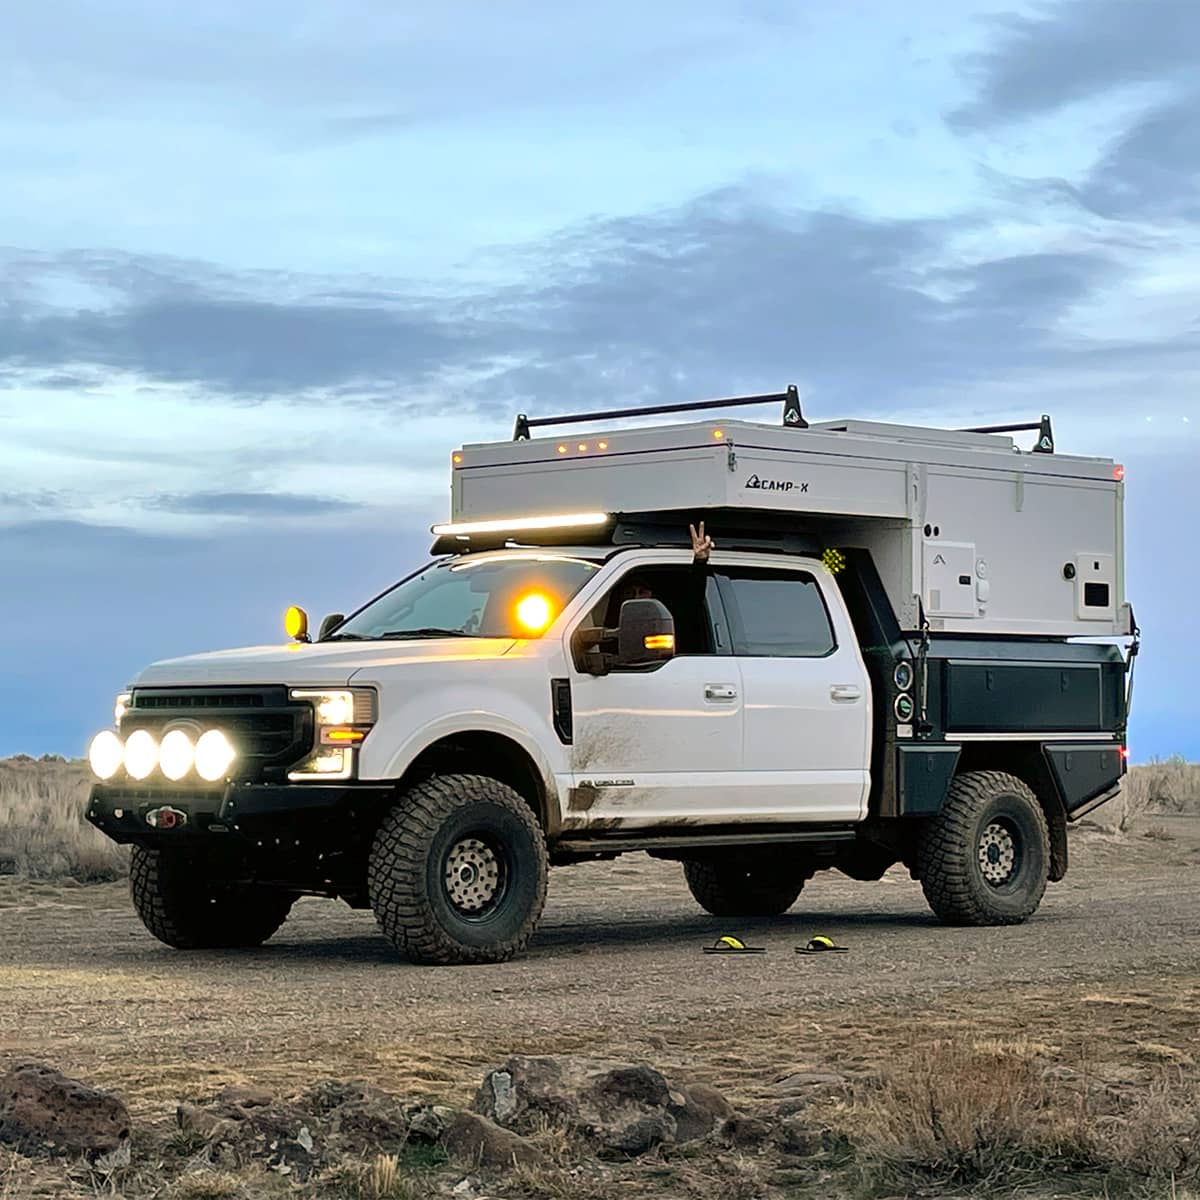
xmin=745 ymin=474 xmax=808 ymax=493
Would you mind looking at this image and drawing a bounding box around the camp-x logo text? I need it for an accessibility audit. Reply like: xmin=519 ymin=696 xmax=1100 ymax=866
xmin=744 ymin=474 xmax=808 ymax=493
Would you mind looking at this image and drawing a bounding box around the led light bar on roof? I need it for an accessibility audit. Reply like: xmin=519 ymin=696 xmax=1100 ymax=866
xmin=430 ymin=512 xmax=610 ymax=537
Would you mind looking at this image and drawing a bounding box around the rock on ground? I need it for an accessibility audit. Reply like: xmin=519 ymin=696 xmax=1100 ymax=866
xmin=0 ymin=1062 xmax=130 ymax=1155
xmin=443 ymin=1111 xmax=546 ymax=1170
xmin=474 ymin=1055 xmax=732 ymax=1157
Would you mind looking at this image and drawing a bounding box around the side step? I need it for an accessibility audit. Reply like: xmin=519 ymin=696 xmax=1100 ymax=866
xmin=555 ymin=826 xmax=858 ymax=855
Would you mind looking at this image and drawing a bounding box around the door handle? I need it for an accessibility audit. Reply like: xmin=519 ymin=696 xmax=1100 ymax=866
xmin=830 ymin=684 xmax=862 ymax=703
xmin=704 ymin=684 xmax=738 ymax=702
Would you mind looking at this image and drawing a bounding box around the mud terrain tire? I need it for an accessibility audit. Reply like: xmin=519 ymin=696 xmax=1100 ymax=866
xmin=129 ymin=846 xmax=295 ymax=949
xmin=682 ymin=858 xmax=805 ymax=917
xmin=919 ymin=770 xmax=1050 ymax=926
xmin=368 ymin=774 xmax=548 ymax=965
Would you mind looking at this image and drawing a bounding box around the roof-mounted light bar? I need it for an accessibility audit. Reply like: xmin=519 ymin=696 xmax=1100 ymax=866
xmin=431 ymin=512 xmax=610 ymax=538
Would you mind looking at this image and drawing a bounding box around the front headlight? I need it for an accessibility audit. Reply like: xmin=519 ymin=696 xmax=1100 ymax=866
xmin=288 ymin=687 xmax=376 ymax=781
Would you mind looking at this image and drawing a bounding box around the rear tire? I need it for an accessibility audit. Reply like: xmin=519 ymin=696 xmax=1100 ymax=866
xmin=682 ymin=857 xmax=805 ymax=917
xmin=918 ymin=770 xmax=1049 ymax=926
xmin=129 ymin=846 xmax=294 ymax=949
xmin=368 ymin=774 xmax=548 ymax=965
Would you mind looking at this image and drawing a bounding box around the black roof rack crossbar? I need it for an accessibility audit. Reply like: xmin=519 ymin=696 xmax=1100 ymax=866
xmin=512 ymin=385 xmax=805 ymax=440
xmin=961 ymin=414 xmax=1054 ymax=453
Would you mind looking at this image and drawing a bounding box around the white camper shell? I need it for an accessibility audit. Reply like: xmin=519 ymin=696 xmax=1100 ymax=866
xmin=449 ymin=415 xmax=1129 ymax=639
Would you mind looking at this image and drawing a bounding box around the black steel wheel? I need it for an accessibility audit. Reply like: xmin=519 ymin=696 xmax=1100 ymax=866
xmin=129 ymin=846 xmax=294 ymax=949
xmin=918 ymin=770 xmax=1050 ymax=926
xmin=368 ymin=774 xmax=548 ymax=965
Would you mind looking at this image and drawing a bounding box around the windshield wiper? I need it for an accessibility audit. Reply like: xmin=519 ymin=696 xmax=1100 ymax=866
xmin=322 ymin=632 xmax=368 ymax=641
xmin=377 ymin=627 xmax=476 ymax=640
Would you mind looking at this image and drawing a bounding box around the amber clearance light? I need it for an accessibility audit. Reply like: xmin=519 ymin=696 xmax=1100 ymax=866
xmin=515 ymin=592 xmax=555 ymax=633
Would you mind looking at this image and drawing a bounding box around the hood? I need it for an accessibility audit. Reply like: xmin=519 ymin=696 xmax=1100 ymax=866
xmin=133 ymin=638 xmax=519 ymax=687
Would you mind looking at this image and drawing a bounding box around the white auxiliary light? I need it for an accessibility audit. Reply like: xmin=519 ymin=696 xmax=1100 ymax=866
xmin=194 ymin=729 xmax=236 ymax=782
xmin=123 ymin=730 xmax=159 ymax=781
xmin=430 ymin=512 xmax=609 ymax=537
xmin=159 ymin=729 xmax=195 ymax=781
xmin=114 ymin=692 xmax=132 ymax=725
xmin=88 ymin=730 xmax=124 ymax=781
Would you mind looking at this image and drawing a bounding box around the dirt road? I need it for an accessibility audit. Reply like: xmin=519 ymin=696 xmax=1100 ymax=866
xmin=2 ymin=819 xmax=1198 ymax=1119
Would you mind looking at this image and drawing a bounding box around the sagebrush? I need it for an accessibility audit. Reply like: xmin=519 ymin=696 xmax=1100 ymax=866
xmin=0 ymin=755 xmax=127 ymax=881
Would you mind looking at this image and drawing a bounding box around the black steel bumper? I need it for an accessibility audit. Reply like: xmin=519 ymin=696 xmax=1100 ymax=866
xmin=86 ymin=781 xmax=396 ymax=847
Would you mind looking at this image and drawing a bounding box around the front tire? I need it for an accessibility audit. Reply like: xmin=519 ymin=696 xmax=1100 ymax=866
xmin=129 ymin=846 xmax=295 ymax=949
xmin=682 ymin=856 xmax=805 ymax=917
xmin=918 ymin=770 xmax=1050 ymax=926
xmin=368 ymin=774 xmax=548 ymax=965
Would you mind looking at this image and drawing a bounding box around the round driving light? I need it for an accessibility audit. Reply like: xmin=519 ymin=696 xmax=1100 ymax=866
xmin=159 ymin=729 xmax=195 ymax=781
xmin=893 ymin=661 xmax=914 ymax=692
xmin=894 ymin=694 xmax=915 ymax=723
xmin=195 ymin=730 xmax=236 ymax=782
xmin=123 ymin=729 xmax=159 ymax=780
xmin=88 ymin=730 xmax=124 ymax=780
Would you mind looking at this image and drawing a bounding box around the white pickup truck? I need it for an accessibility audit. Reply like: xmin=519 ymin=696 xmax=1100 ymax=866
xmin=86 ymin=391 xmax=1135 ymax=963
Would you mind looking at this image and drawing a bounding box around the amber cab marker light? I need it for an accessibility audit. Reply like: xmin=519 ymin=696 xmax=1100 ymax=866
xmin=284 ymin=605 xmax=309 ymax=641
xmin=644 ymin=634 xmax=675 ymax=651
xmin=578 ymin=443 xmax=588 ymax=451
xmin=557 ymin=444 xmax=568 ymax=454
xmin=452 ymin=453 xmax=463 ymax=465
xmin=598 ymin=440 xmax=608 ymax=450
xmin=515 ymin=592 xmax=555 ymax=634
xmin=713 ymin=429 xmax=725 ymax=440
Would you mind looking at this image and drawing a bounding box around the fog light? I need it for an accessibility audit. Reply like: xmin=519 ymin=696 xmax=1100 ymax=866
xmin=89 ymin=730 xmax=124 ymax=780
xmin=195 ymin=730 xmax=236 ymax=782
xmin=288 ymin=747 xmax=350 ymax=781
xmin=123 ymin=730 xmax=159 ymax=781
xmin=159 ymin=729 xmax=195 ymax=781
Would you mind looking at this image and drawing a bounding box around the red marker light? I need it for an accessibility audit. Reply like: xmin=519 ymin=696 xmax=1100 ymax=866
xmin=1120 ymin=746 xmax=1129 ymax=760
xmin=1113 ymin=464 xmax=1125 ymax=481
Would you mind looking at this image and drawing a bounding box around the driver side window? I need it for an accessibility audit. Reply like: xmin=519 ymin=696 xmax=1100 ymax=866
xmin=586 ymin=565 xmax=727 ymax=655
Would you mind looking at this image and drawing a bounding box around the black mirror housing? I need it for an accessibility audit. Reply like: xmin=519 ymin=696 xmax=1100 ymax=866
xmin=317 ymin=613 xmax=346 ymax=641
xmin=616 ymin=599 xmax=676 ymax=666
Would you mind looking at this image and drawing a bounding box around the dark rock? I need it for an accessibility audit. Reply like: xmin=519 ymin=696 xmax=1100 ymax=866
xmin=443 ymin=1111 xmax=545 ymax=1170
xmin=474 ymin=1055 xmax=730 ymax=1157
xmin=776 ymin=1116 xmax=828 ymax=1157
xmin=407 ymin=1105 xmax=450 ymax=1143
xmin=177 ymin=1101 xmax=239 ymax=1141
xmin=0 ymin=1063 xmax=130 ymax=1155
xmin=217 ymin=1085 xmax=274 ymax=1110
xmin=719 ymin=1113 xmax=773 ymax=1149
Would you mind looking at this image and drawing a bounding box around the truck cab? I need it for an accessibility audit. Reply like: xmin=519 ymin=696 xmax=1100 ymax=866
xmin=86 ymin=390 xmax=1135 ymax=964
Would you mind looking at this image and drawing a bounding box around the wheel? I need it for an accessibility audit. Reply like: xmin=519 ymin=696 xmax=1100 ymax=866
xmin=367 ymin=774 xmax=548 ymax=965
xmin=681 ymin=856 xmax=805 ymax=917
xmin=129 ymin=846 xmax=294 ymax=949
xmin=918 ymin=770 xmax=1050 ymax=926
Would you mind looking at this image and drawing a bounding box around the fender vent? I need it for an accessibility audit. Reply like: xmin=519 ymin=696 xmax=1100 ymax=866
xmin=551 ymin=678 xmax=573 ymax=745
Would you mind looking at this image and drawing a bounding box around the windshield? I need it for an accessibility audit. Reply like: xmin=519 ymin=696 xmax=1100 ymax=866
xmin=330 ymin=554 xmax=601 ymax=641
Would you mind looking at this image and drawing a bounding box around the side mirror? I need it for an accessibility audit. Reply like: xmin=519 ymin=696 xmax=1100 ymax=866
xmin=616 ymin=599 xmax=676 ymax=667
xmin=318 ymin=613 xmax=345 ymax=641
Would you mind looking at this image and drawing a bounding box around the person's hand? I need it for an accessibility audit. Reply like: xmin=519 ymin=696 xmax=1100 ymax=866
xmin=689 ymin=521 xmax=714 ymax=563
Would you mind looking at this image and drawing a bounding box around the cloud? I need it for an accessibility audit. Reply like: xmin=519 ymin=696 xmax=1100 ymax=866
xmin=144 ymin=491 xmax=360 ymax=517
xmin=948 ymin=0 xmax=1200 ymax=131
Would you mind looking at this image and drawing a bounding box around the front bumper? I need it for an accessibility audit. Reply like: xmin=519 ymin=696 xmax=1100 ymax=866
xmin=87 ymin=781 xmax=395 ymax=847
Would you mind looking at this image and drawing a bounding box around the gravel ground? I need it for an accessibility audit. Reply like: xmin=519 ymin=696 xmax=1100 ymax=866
xmin=1 ymin=818 xmax=1197 ymax=1118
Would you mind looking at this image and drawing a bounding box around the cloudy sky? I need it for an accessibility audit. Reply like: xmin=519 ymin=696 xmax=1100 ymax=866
xmin=2 ymin=0 xmax=1196 ymax=758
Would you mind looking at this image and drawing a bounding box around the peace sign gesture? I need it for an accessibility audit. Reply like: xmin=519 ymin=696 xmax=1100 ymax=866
xmin=689 ymin=521 xmax=714 ymax=563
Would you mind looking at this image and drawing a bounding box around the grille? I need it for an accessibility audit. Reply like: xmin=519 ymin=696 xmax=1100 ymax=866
xmin=123 ymin=687 xmax=312 ymax=778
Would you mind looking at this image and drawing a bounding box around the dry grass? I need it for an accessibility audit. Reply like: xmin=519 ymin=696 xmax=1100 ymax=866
xmin=1121 ymin=757 xmax=1200 ymax=829
xmin=851 ymin=1038 xmax=1200 ymax=1195
xmin=0 ymin=755 xmax=127 ymax=882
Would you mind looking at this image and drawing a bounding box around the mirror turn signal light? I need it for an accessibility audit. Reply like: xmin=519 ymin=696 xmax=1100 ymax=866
xmin=643 ymin=634 xmax=675 ymax=651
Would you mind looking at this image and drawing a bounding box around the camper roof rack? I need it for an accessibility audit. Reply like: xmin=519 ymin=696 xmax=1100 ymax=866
xmin=961 ymin=414 xmax=1054 ymax=454
xmin=512 ymin=385 xmax=805 ymax=440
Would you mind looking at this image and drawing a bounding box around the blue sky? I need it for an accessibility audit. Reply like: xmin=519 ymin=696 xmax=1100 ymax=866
xmin=1 ymin=0 xmax=1196 ymax=759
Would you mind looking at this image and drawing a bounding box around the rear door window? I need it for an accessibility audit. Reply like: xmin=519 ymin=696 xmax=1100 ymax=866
xmin=716 ymin=568 xmax=836 ymax=657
